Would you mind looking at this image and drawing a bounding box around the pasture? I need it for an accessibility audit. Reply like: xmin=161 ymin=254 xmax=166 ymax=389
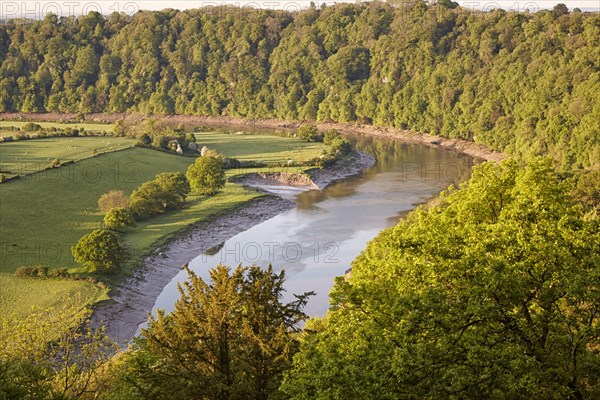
xmin=195 ymin=131 xmax=324 ymax=164
xmin=0 ymin=131 xmax=325 ymax=319
xmin=0 ymin=136 xmax=325 ymax=274
xmin=0 ymin=147 xmax=196 ymax=274
xmin=0 ymin=136 xmax=135 ymax=178
xmin=0 ymin=273 xmax=109 ymax=321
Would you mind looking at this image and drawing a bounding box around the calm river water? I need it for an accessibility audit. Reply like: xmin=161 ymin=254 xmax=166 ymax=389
xmin=151 ymin=134 xmax=474 ymax=317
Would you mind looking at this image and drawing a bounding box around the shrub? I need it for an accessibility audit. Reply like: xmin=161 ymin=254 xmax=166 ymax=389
xmin=98 ymin=190 xmax=129 ymax=212
xmin=21 ymin=122 xmax=42 ymax=132
xmin=71 ymin=229 xmax=127 ymax=273
xmin=129 ymin=180 xmax=166 ymax=219
xmin=138 ymin=133 xmax=152 ymax=145
xmin=167 ymin=139 xmax=179 ymax=151
xmin=185 ymin=133 xmax=196 ymax=143
xmin=14 ymin=265 xmax=49 ymax=278
xmin=48 ymin=268 xmax=69 ymax=278
xmin=152 ymin=135 xmax=169 ymax=149
xmin=297 ymin=125 xmax=321 ymax=142
xmin=32 ymin=266 xmax=49 ymax=277
xmin=113 ymin=120 xmax=126 ymax=136
xmin=330 ymin=137 xmax=352 ymax=156
xmin=222 ymin=157 xmax=242 ymax=169
xmin=323 ymin=129 xmax=342 ymax=145
xmin=186 ymin=156 xmax=226 ymax=195
xmin=129 ymin=172 xmax=190 ymax=219
xmin=15 ymin=266 xmax=33 ymax=277
xmin=154 ymin=172 xmax=190 ymax=209
xmin=103 ymin=207 xmax=136 ymax=232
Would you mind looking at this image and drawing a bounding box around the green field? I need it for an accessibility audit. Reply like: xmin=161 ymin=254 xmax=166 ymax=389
xmin=195 ymin=132 xmax=323 ymax=163
xmin=0 ymin=132 xmax=325 ymax=320
xmin=0 ymin=147 xmax=196 ymax=274
xmin=0 ymin=136 xmax=136 ymax=177
xmin=0 ymin=137 xmax=325 ymax=274
xmin=0 ymin=120 xmax=115 ymax=136
xmin=121 ymin=183 xmax=263 ymax=277
xmin=0 ymin=273 xmax=109 ymax=320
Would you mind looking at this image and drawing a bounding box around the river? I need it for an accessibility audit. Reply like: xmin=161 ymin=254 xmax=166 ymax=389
xmin=150 ymin=134 xmax=474 ymax=317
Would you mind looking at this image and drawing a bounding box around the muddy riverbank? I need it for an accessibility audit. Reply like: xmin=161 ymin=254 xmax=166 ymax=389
xmin=90 ymin=151 xmax=375 ymax=345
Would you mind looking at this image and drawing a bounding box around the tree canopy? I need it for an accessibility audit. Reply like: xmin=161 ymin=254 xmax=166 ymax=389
xmin=186 ymin=155 xmax=226 ymax=195
xmin=282 ymin=158 xmax=600 ymax=399
xmin=0 ymin=4 xmax=598 ymax=169
xmin=105 ymin=264 xmax=312 ymax=400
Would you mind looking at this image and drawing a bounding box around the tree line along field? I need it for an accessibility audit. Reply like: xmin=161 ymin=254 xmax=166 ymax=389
xmin=0 ymin=130 xmax=326 ymax=320
xmin=0 ymin=120 xmax=115 ymax=135
xmin=0 ymin=131 xmax=321 ymax=180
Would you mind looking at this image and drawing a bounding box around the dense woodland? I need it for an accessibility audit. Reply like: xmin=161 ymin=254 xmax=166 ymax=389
xmin=0 ymin=1 xmax=598 ymax=169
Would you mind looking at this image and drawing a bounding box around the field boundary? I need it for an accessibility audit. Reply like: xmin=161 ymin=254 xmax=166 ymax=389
xmin=0 ymin=113 xmax=507 ymax=162
xmin=0 ymin=141 xmax=145 ymax=182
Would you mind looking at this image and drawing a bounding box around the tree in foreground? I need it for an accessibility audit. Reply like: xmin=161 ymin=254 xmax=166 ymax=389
xmin=72 ymin=229 xmax=127 ymax=273
xmin=103 ymin=207 xmax=136 ymax=232
xmin=113 ymin=264 xmax=312 ymax=400
xmin=0 ymin=303 xmax=117 ymax=400
xmin=186 ymin=155 xmax=226 ymax=195
xmin=283 ymin=158 xmax=600 ymax=400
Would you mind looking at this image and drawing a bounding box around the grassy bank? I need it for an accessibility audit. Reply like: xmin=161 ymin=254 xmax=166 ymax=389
xmin=117 ymin=183 xmax=264 ymax=281
xmin=0 ymin=130 xmax=326 ymax=320
xmin=0 ymin=274 xmax=109 ymax=321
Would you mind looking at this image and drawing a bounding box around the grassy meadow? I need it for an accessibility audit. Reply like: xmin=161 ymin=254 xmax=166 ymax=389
xmin=0 ymin=147 xmax=196 ymax=274
xmin=0 ymin=131 xmax=325 ymax=319
xmin=195 ymin=131 xmax=324 ymax=163
xmin=0 ymin=274 xmax=109 ymax=321
xmin=0 ymin=136 xmax=135 ymax=178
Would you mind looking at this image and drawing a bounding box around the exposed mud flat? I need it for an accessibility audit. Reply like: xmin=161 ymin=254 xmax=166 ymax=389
xmin=90 ymin=196 xmax=295 ymax=345
xmin=235 ymin=172 xmax=318 ymax=189
xmin=233 ymin=151 xmax=375 ymax=190
xmin=306 ymin=151 xmax=376 ymax=189
xmin=90 ymin=151 xmax=375 ymax=345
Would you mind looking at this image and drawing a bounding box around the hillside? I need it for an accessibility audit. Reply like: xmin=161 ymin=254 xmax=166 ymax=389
xmin=0 ymin=2 xmax=597 ymax=169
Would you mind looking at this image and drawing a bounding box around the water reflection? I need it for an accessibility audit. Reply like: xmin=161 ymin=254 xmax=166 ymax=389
xmin=151 ymin=134 xmax=473 ymax=317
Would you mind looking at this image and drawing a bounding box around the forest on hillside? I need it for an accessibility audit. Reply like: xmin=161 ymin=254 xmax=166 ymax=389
xmin=0 ymin=1 xmax=598 ymax=169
